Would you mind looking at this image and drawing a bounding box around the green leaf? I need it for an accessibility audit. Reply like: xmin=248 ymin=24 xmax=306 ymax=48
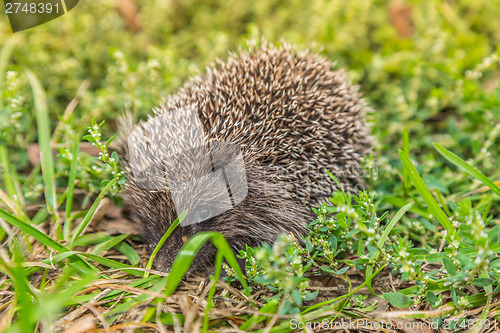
xmin=0 ymin=208 xmax=122 ymax=272
xmin=442 ymin=257 xmax=456 ymax=276
xmin=253 ymin=275 xmax=272 ymax=284
xmin=328 ymin=235 xmax=337 ymax=251
xmin=433 ymin=143 xmax=500 ymax=196
xmin=24 ymin=251 xmax=83 ymax=276
xmin=471 ymin=277 xmax=493 ymax=287
xmin=303 ymin=290 xmax=319 ymax=301
xmin=426 ymin=291 xmax=438 ymax=306
xmin=398 ymin=150 xmax=459 ymax=242
xmin=320 ymin=266 xmax=336 ymax=274
xmin=305 ymin=238 xmax=313 ymax=252
xmin=489 ymin=258 xmax=500 ymax=269
xmin=111 ymin=150 xmax=119 ymax=162
xmin=383 ymin=292 xmax=413 ymax=308
xmin=450 ymin=287 xmax=457 ymax=304
xmin=334 ymin=266 xmax=349 ymax=274
xmin=291 ymin=289 xmax=303 ymax=306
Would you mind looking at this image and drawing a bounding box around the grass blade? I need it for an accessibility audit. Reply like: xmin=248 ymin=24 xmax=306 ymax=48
xmin=116 ymin=241 xmax=140 ymax=266
xmin=64 ymin=135 xmax=80 ymax=239
xmin=26 ymin=70 xmax=56 ymax=214
xmin=377 ymin=202 xmax=414 ymax=249
xmin=105 ymin=277 xmax=168 ymax=321
xmin=0 ymin=253 xmax=35 ymax=332
xmin=70 ymin=232 xmax=140 ymax=265
xmin=91 ymin=234 xmax=129 ymax=255
xmin=433 ymin=143 xmax=500 ymax=196
xmin=203 ymin=251 xmax=223 ymax=333
xmin=144 ymin=209 xmax=187 ymax=278
xmin=402 ymin=127 xmax=410 ymax=191
xmin=0 ymin=208 xmax=68 ymax=253
xmin=80 ymin=253 xmax=134 ymax=270
xmin=69 ymin=178 xmax=116 ymax=248
xmin=67 ymin=275 xmax=160 ymax=306
xmin=365 ymin=202 xmax=413 ymax=295
xmin=164 ymin=231 xmax=250 ymax=297
xmin=398 ymin=150 xmax=460 ymax=242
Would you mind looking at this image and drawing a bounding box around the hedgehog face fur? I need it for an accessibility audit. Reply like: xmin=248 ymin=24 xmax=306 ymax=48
xmin=119 ymin=43 xmax=370 ymax=274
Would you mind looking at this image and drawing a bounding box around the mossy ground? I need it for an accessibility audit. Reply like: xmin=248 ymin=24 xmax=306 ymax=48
xmin=0 ymin=0 xmax=499 ymax=332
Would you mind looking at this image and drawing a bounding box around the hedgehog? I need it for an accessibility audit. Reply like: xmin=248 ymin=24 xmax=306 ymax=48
xmin=118 ymin=43 xmax=370 ymax=274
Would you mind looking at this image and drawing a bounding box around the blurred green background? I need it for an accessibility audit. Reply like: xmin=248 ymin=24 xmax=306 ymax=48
xmin=0 ymin=0 xmax=499 ymax=202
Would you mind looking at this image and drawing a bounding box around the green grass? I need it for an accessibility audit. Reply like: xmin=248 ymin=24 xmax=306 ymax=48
xmin=0 ymin=0 xmax=499 ymax=331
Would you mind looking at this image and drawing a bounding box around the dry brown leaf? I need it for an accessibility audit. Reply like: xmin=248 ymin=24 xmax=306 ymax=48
xmin=63 ymin=314 xmax=96 ymax=333
xmin=88 ymin=198 xmax=112 ymax=228
xmin=117 ymin=0 xmax=142 ymax=33
xmin=389 ymin=0 xmax=413 ymax=38
xmin=28 ymin=142 xmax=102 ymax=167
xmin=95 ymin=218 xmax=141 ymax=235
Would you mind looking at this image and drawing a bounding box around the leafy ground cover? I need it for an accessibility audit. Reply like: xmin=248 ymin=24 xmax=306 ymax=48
xmin=0 ymin=0 xmax=499 ymax=331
